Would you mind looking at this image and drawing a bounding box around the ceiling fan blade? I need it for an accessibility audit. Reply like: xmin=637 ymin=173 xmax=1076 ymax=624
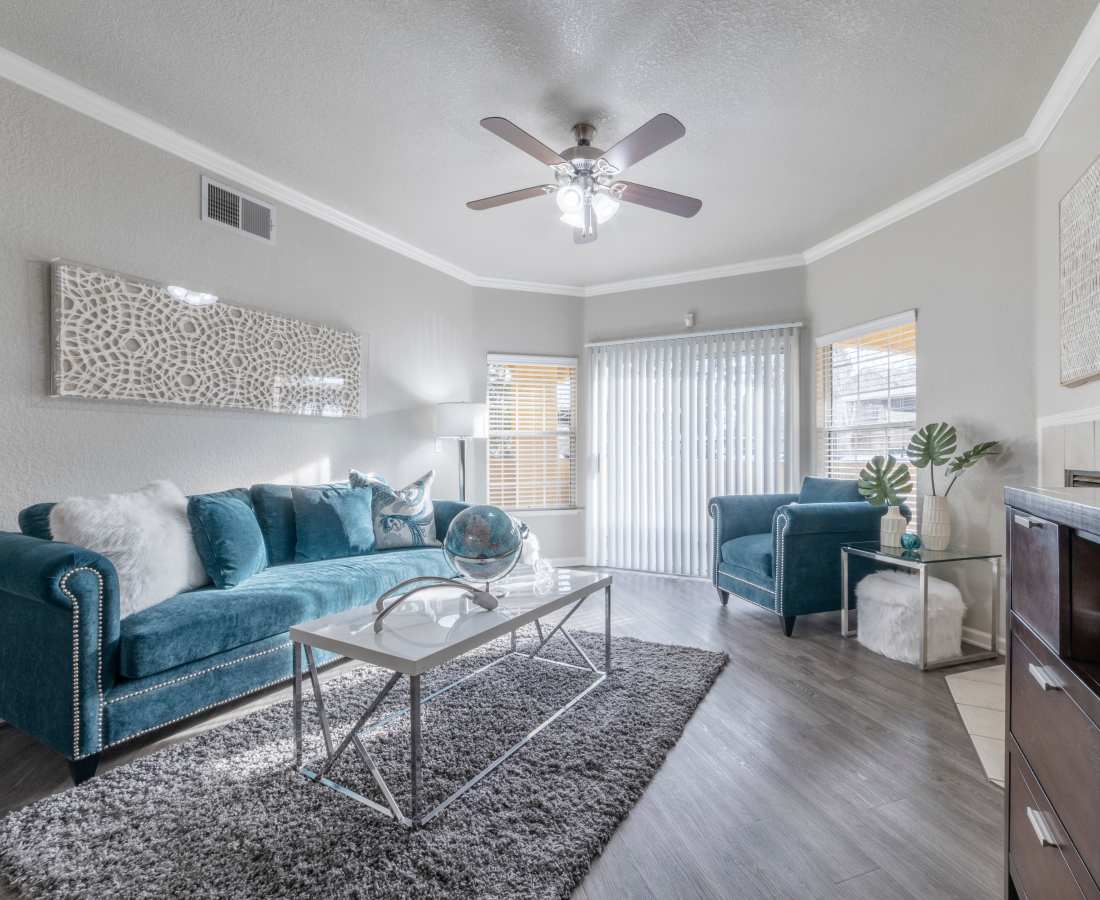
xmin=599 ymin=114 xmax=685 ymax=174
xmin=615 ymin=181 xmax=702 ymax=218
xmin=480 ymin=117 xmax=568 ymax=168
xmin=466 ymin=185 xmax=554 ymax=210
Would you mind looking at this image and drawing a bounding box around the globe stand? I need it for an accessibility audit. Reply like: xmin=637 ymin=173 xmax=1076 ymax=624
xmin=372 ymin=576 xmax=497 ymax=633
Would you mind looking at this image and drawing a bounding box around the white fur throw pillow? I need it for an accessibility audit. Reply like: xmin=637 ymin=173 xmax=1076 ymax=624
xmin=49 ymin=480 xmax=209 ymax=618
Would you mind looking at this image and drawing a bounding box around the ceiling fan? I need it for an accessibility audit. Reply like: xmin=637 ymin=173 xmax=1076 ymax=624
xmin=466 ymin=114 xmax=702 ymax=244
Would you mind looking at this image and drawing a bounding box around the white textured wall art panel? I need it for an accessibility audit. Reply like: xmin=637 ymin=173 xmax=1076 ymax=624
xmin=1060 ymin=154 xmax=1100 ymax=386
xmin=51 ymin=262 xmax=361 ymax=416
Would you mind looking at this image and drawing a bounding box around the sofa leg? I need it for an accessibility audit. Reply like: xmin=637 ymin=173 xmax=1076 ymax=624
xmin=716 ymin=588 xmax=729 ymax=606
xmin=68 ymin=753 xmax=100 ymax=786
xmin=781 ymin=615 xmax=796 ymax=637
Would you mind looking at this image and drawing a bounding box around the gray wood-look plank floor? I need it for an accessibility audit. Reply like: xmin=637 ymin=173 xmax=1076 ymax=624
xmin=0 ymin=571 xmax=1003 ymax=900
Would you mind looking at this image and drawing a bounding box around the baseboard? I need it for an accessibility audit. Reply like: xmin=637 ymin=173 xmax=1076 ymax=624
xmin=962 ymin=625 xmax=1007 ymax=656
xmin=548 ymin=556 xmax=587 ymax=568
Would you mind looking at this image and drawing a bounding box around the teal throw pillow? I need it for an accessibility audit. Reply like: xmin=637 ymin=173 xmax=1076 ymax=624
xmin=291 ymin=484 xmax=375 ymax=563
xmin=188 ymin=488 xmax=268 ymax=588
xmin=798 ymin=476 xmax=862 ymax=504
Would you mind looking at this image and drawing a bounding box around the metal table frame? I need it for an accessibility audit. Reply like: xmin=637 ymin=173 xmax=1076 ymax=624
xmin=290 ymin=581 xmax=612 ymax=829
xmin=841 ymin=544 xmax=1000 ymax=671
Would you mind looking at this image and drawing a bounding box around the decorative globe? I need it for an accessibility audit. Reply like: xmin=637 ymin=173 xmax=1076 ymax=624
xmin=900 ymin=531 xmax=922 ymax=551
xmin=443 ymin=505 xmax=523 ymax=584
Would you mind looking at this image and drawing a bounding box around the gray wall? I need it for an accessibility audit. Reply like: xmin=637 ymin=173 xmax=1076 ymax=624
xmin=1036 ymin=59 xmax=1100 ymax=419
xmin=805 ymin=159 xmax=1038 ymax=642
xmin=0 ymin=80 xmax=585 ymax=559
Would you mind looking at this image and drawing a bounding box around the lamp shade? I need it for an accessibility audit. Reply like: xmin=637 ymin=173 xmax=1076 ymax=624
xmin=435 ymin=402 xmax=486 ymax=439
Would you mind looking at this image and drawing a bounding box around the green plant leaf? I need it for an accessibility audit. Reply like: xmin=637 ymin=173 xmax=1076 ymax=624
xmin=947 ymin=440 xmax=1001 ymax=475
xmin=857 ymin=454 xmax=912 ymax=506
xmin=907 ymin=422 xmax=958 ymax=468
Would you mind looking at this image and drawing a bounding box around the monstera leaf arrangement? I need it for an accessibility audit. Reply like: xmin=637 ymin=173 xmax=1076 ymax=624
xmin=857 ymin=423 xmax=1000 ymax=506
xmin=907 ymin=422 xmax=1001 ymax=495
xmin=857 ymin=454 xmax=912 ymax=506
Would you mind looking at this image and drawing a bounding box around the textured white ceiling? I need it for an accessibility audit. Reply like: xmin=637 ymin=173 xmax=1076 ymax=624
xmin=0 ymin=1 xmax=1094 ymax=287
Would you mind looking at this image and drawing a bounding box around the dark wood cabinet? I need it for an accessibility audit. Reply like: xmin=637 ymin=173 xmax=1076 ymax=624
xmin=1005 ymin=490 xmax=1100 ymax=900
xmin=1007 ymin=508 xmax=1069 ymax=653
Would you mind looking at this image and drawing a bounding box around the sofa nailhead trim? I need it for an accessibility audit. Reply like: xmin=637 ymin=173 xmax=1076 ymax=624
xmin=103 ymin=674 xmax=292 ymax=749
xmin=105 ymin=642 xmax=292 ymax=705
xmin=59 ymin=567 xmax=105 ymax=758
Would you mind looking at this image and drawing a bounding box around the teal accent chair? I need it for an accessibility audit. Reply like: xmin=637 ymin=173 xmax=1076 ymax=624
xmin=708 ymin=477 xmax=898 ymax=636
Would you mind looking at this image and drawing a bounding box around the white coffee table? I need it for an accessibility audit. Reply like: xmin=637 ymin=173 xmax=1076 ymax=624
xmin=289 ymin=567 xmax=612 ymax=828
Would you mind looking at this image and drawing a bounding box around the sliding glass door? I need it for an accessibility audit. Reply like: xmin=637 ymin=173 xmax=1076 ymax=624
xmin=585 ymin=326 xmax=800 ymax=577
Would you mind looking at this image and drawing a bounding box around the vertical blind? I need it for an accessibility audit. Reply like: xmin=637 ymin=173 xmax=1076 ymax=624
xmin=487 ymin=354 xmax=578 ymax=510
xmin=586 ymin=325 xmax=801 ymax=577
xmin=815 ymin=312 xmax=917 ymax=511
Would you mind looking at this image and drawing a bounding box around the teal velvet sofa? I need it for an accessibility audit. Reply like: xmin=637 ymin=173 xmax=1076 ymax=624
xmin=0 ymin=485 xmax=466 ymax=784
xmin=708 ymin=477 xmax=896 ymax=637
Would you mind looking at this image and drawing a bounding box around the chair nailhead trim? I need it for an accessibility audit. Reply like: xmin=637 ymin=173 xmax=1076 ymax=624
xmin=105 ymin=642 xmax=292 ymax=704
xmin=774 ymin=511 xmax=790 ymax=616
xmin=104 ymin=674 xmax=291 ymax=749
xmin=58 ymin=567 xmax=105 ymax=758
xmin=724 ymin=589 xmax=779 ymax=612
xmin=721 ymin=571 xmax=777 ymax=596
xmin=710 ymin=503 xmax=721 ymax=584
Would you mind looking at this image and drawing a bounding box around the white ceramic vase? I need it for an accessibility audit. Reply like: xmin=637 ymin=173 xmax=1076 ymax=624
xmin=880 ymin=506 xmax=906 ymax=548
xmin=921 ymin=495 xmax=951 ymax=551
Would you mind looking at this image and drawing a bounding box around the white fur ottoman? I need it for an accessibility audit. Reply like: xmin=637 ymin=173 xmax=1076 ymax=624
xmin=855 ymin=569 xmax=964 ymax=665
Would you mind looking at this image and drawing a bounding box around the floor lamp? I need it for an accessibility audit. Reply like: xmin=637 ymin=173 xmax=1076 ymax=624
xmin=435 ymin=402 xmax=486 ymax=502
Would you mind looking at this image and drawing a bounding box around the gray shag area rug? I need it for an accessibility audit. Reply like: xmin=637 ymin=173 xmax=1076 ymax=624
xmin=0 ymin=630 xmax=726 ymax=900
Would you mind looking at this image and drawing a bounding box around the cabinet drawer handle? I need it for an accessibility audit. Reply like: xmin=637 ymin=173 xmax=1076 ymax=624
xmin=1028 ymin=663 xmax=1064 ymax=691
xmin=1026 ymin=807 xmax=1062 ymax=848
xmin=1013 ymin=514 xmax=1045 ymax=529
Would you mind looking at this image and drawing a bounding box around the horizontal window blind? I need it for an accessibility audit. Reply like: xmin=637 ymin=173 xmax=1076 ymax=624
xmin=487 ymin=355 xmax=577 ymax=510
xmin=816 ymin=315 xmax=917 ymax=510
xmin=587 ymin=326 xmax=801 ymax=577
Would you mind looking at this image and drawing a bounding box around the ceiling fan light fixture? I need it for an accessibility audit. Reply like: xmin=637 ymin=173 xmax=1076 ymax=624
xmin=555 ymin=183 xmax=584 ymax=214
xmin=592 ymin=191 xmax=620 ymax=224
xmin=467 ymin=114 xmax=700 ymax=243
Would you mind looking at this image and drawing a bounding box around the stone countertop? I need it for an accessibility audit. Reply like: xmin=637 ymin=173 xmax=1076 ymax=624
xmin=1005 ymin=485 xmax=1100 ymax=532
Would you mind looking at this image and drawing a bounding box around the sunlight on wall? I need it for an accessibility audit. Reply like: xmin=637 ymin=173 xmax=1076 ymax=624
xmin=274 ymin=456 xmax=332 ymax=484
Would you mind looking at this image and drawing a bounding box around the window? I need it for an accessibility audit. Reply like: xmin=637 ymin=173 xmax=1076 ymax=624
xmin=816 ymin=312 xmax=917 ymax=510
xmin=487 ymin=354 xmax=578 ymax=510
xmin=586 ymin=326 xmax=800 ymax=577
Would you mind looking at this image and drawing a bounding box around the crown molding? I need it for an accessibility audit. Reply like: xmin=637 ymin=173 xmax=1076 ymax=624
xmin=1027 ymin=3 xmax=1100 ymax=149
xmin=467 ymin=274 xmax=585 ymax=296
xmin=3 ymin=2 xmax=1100 ymax=297
xmin=803 ymin=3 xmax=1100 ymax=265
xmin=0 ymin=45 xmax=586 ymax=297
xmin=801 ymin=135 xmax=1037 ymax=264
xmin=583 ymin=254 xmax=806 ymax=297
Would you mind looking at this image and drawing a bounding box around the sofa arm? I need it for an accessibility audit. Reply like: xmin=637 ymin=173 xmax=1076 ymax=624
xmin=708 ymin=493 xmax=798 ymax=582
xmin=0 ymin=532 xmax=120 ymax=760
xmin=433 ymin=500 xmax=469 ymax=539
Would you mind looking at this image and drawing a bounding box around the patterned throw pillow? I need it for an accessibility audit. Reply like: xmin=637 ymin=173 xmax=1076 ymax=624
xmin=349 ymin=469 xmax=438 ymax=549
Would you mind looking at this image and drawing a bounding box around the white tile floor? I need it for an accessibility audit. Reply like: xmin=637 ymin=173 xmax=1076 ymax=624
xmin=945 ymin=664 xmax=1006 ymax=788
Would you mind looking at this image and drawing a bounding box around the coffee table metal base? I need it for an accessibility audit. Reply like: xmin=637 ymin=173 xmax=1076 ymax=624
xmin=290 ymin=585 xmax=611 ymax=829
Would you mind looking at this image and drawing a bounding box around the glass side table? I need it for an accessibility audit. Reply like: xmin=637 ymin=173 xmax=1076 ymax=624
xmin=840 ymin=541 xmax=1001 ymax=671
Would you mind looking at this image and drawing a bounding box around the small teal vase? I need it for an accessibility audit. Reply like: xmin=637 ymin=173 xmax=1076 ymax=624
xmin=900 ymin=532 xmax=922 ymax=551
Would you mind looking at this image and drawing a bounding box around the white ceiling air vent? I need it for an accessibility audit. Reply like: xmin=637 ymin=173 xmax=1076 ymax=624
xmin=201 ymin=176 xmax=275 ymax=242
